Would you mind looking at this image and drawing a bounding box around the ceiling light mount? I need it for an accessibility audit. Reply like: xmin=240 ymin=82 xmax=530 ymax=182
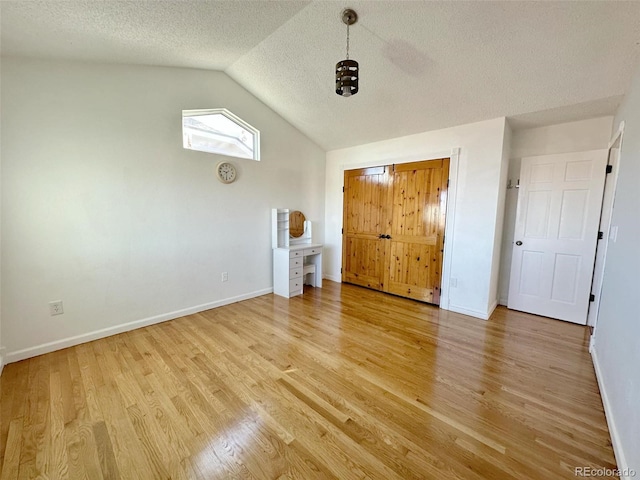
xmin=336 ymin=8 xmax=359 ymax=97
xmin=342 ymin=8 xmax=358 ymax=26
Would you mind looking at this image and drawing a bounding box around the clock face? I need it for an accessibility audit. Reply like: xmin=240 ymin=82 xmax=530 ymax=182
xmin=216 ymin=162 xmax=237 ymax=184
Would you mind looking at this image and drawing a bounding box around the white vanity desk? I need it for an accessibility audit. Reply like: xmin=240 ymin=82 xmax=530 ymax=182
xmin=272 ymin=209 xmax=323 ymax=298
xmin=273 ymin=244 xmax=323 ymax=298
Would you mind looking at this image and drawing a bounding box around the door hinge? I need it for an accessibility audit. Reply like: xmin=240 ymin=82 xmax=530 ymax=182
xmin=598 ymin=231 xmax=604 ymax=240
xmin=341 ymin=268 xmax=343 ymax=274
xmin=589 ymin=294 xmax=595 ymax=302
xmin=447 ymin=179 xmax=449 ymax=187
xmin=341 ymin=228 xmax=344 ymax=234
xmin=606 ymin=165 xmax=613 ymax=174
xmin=342 ymin=186 xmax=345 ymax=192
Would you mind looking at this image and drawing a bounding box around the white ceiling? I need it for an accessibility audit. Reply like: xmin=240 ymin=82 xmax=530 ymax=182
xmin=2 ymin=1 xmax=639 ymax=150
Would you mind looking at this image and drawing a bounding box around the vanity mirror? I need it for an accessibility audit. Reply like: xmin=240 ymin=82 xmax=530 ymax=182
xmin=290 ymin=211 xmax=306 ymax=238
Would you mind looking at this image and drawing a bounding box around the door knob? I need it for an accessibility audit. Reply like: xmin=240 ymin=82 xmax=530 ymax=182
xmin=515 ymin=241 xmax=523 ymax=246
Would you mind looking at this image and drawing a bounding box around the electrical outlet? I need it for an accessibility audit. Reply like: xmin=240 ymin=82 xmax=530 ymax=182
xmin=221 ymin=272 xmax=228 ymax=282
xmin=49 ymin=300 xmax=64 ymax=316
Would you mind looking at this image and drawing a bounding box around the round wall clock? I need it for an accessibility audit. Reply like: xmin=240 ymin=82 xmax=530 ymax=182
xmin=216 ymin=161 xmax=237 ymax=184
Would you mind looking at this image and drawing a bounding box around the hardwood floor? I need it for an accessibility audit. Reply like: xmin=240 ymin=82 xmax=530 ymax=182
xmin=0 ymin=281 xmax=616 ymax=479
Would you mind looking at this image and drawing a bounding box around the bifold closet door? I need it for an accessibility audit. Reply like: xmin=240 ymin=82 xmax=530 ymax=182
xmin=342 ymin=159 xmax=450 ymax=304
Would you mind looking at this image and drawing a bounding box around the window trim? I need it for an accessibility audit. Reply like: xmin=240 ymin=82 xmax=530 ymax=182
xmin=182 ymin=108 xmax=261 ymax=161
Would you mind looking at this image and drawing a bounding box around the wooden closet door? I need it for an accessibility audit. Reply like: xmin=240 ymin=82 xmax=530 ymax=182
xmin=386 ymin=159 xmax=450 ymax=304
xmin=342 ymin=166 xmax=392 ymax=290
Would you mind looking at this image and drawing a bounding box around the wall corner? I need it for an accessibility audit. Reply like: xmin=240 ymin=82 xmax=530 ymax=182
xmin=0 ymin=347 xmax=5 ymax=377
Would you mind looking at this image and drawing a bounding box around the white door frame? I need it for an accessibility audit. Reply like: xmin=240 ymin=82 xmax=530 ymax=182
xmin=588 ymin=122 xmax=625 ymax=332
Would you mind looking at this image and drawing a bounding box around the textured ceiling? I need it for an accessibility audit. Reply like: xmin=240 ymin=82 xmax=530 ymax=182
xmin=2 ymin=1 xmax=640 ymax=150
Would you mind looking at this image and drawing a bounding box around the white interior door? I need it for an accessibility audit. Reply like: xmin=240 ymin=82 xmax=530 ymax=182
xmin=508 ymin=150 xmax=608 ymax=324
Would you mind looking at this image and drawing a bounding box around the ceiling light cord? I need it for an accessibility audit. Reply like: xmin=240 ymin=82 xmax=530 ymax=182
xmin=346 ymin=23 xmax=350 ymax=60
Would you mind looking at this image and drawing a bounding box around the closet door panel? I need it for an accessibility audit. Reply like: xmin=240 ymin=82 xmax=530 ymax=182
xmin=342 ymin=167 xmax=392 ymax=290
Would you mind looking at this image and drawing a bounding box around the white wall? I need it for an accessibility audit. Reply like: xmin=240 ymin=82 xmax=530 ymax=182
xmin=1 ymin=58 xmax=325 ymax=362
xmin=0 ymin=57 xmax=3 ymax=375
xmin=498 ymin=116 xmax=614 ymax=304
xmin=510 ymin=117 xmax=615 ymax=159
xmin=325 ymin=117 xmax=509 ymax=319
xmin=592 ymin=65 xmax=640 ymax=474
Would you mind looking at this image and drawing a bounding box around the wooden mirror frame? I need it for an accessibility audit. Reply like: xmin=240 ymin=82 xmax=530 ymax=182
xmin=289 ymin=211 xmax=306 ymax=238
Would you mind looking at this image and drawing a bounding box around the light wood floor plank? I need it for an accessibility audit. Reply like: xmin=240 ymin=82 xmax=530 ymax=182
xmin=0 ymin=420 xmax=22 ymax=480
xmin=0 ymin=281 xmax=617 ymax=479
xmin=49 ymin=370 xmax=70 ymax=480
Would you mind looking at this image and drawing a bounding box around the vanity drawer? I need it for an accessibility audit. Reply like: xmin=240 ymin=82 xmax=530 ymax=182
xmin=304 ymin=247 xmax=321 ymax=256
xmin=289 ymin=278 xmax=303 ymax=292
xmin=289 ymin=250 xmax=303 ymax=258
xmin=290 ymin=257 xmax=303 ymax=268
xmin=289 ymin=268 xmax=302 ymax=279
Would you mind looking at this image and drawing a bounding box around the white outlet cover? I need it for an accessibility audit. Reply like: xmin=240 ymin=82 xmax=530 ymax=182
xmin=49 ymin=300 xmax=64 ymax=316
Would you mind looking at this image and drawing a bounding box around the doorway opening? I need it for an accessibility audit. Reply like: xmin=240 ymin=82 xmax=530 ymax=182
xmin=588 ymin=124 xmax=624 ymax=330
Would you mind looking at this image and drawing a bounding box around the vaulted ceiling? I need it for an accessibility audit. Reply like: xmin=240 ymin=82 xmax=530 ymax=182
xmin=2 ymin=1 xmax=639 ymax=150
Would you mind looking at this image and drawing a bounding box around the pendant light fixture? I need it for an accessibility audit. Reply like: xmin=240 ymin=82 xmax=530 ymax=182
xmin=335 ymin=8 xmax=359 ymax=97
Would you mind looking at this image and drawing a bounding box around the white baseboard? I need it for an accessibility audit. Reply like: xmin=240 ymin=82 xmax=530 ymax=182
xmin=4 ymin=287 xmax=273 ymax=364
xmin=447 ymin=303 xmax=493 ymax=320
xmin=591 ymin=347 xmax=629 ymax=475
xmin=498 ymin=296 xmax=508 ymax=306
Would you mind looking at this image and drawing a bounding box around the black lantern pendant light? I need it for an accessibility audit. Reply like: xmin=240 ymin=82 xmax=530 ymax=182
xmin=336 ymin=9 xmax=359 ymax=97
